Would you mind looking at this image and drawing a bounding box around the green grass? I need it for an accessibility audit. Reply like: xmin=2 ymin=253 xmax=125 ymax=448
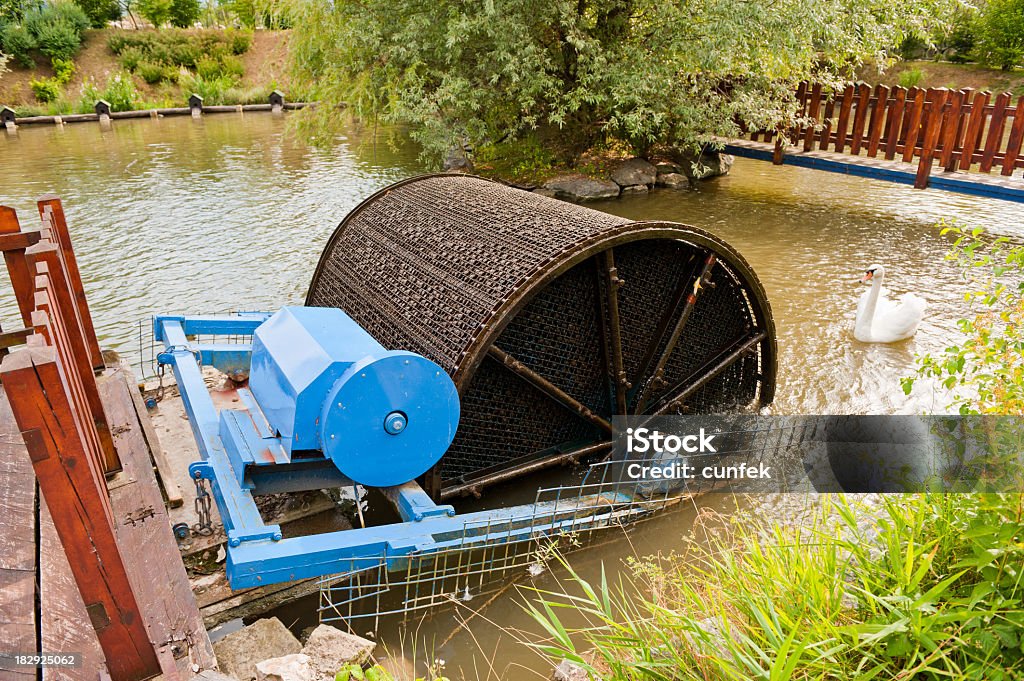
xmin=526 ymin=493 xmax=1024 ymax=680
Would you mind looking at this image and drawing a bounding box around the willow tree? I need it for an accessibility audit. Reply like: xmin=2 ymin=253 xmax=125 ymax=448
xmin=287 ymin=0 xmax=957 ymax=163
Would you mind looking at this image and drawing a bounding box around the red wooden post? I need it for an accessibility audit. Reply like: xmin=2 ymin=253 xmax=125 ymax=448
xmin=804 ymin=83 xmax=823 ymax=151
xmin=37 ymin=196 xmax=104 ymax=371
xmin=773 ymin=136 xmax=785 ymax=165
xmin=916 ymin=89 xmax=949 ymax=189
xmin=849 ymin=83 xmax=871 ymax=155
xmin=902 ymin=88 xmax=927 ymax=163
xmin=819 ymin=95 xmax=836 ymax=151
xmin=1 ymin=347 xmax=161 ymax=681
xmin=834 ymin=85 xmax=855 ymax=152
xmin=1000 ymin=96 xmax=1024 ymax=177
xmin=980 ymin=92 xmax=1011 ymax=173
xmin=885 ymin=87 xmax=907 ymax=160
xmin=940 ymin=89 xmax=967 ymax=171
xmin=960 ymin=90 xmax=991 ymax=170
xmin=0 ymin=207 xmax=40 ymax=327
xmin=866 ymin=85 xmax=890 ymax=158
xmin=791 ymin=81 xmax=808 ymax=144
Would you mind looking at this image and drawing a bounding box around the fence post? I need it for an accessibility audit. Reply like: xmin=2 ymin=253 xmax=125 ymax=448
xmin=0 ymin=347 xmax=161 ymax=681
xmin=37 ymin=196 xmax=104 ymax=371
xmin=915 ymin=88 xmax=949 ymax=189
xmin=0 ymin=206 xmax=41 ymax=326
xmin=1000 ymin=96 xmax=1024 ymax=177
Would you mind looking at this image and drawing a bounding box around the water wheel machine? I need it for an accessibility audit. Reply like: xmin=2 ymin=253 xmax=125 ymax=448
xmin=155 ymin=174 xmax=776 ymax=590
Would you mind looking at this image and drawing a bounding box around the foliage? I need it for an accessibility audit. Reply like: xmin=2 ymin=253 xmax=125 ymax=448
xmin=527 ymin=493 xmax=1024 ymax=680
xmin=107 ymin=28 xmax=249 ymax=83
xmin=286 ymin=0 xmax=960 ymax=163
xmin=973 ymin=0 xmax=1024 ymax=70
xmin=136 ymin=0 xmax=171 ymax=26
xmin=76 ymin=0 xmax=120 ymax=27
xmin=51 ymin=55 xmax=74 ymax=81
xmin=225 ymin=0 xmax=289 ymax=29
xmin=78 ymin=70 xmax=139 ymax=111
xmin=0 ymin=21 xmax=35 ymax=66
xmin=903 ymin=224 xmax=1024 ymax=415
xmin=898 ymin=67 xmax=924 ymax=88
xmin=168 ymin=0 xmax=197 ymax=27
xmin=30 ymin=74 xmax=61 ymax=100
xmin=1 ymin=1 xmax=88 ymax=66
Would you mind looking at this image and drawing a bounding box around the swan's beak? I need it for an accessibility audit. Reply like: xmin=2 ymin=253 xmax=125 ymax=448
xmin=861 ymin=271 xmax=874 ymax=283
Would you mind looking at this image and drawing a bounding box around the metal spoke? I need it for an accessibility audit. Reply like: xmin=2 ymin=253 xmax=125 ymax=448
xmin=602 ymin=249 xmax=629 ymax=414
xmin=649 ymin=331 xmax=767 ymax=416
xmin=487 ymin=345 xmax=613 ymax=434
xmin=635 ymin=252 xmax=718 ymax=413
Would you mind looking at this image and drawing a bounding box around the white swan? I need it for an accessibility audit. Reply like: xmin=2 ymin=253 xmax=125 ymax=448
xmin=854 ymin=264 xmax=926 ymax=343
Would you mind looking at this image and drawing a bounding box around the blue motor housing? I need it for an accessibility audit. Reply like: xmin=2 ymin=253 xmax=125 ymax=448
xmin=248 ymin=306 xmax=459 ymax=487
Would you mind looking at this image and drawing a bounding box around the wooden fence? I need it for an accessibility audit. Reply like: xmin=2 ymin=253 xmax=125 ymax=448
xmin=748 ymin=82 xmax=1024 ymax=189
xmin=0 ymin=200 xmax=161 ymax=681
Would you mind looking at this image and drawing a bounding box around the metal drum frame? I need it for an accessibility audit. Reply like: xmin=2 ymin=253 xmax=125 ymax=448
xmin=307 ymin=174 xmax=777 ymax=500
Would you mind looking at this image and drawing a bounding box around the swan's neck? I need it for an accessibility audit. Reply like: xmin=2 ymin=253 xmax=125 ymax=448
xmin=856 ymin=276 xmax=884 ymax=335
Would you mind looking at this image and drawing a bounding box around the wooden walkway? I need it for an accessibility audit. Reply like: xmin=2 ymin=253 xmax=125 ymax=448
xmin=0 ymin=366 xmax=217 ymax=680
xmin=724 ymin=138 xmax=1024 ymax=203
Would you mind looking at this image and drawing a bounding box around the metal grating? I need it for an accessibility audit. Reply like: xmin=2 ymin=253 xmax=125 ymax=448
xmin=307 ymin=175 xmax=777 ymax=499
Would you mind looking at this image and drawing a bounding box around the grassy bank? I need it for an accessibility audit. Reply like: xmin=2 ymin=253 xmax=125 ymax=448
xmin=859 ymin=60 xmax=1024 ymax=96
xmin=529 ymin=493 xmax=1024 ymax=679
xmin=1 ymin=26 xmax=294 ymax=116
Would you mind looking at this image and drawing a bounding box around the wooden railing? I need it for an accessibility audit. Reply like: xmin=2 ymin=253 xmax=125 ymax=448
xmin=0 ymin=199 xmax=161 ymax=681
xmin=746 ymin=82 xmax=1024 ymax=188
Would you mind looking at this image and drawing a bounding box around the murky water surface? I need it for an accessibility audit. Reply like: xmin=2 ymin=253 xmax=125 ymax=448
xmin=3 ymin=114 xmax=1022 ymax=677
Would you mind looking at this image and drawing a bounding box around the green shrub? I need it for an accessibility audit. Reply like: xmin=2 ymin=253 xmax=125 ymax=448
xmin=0 ymin=22 xmax=36 ymax=67
xmin=30 ymin=76 xmax=62 ymax=102
xmin=898 ymin=67 xmax=923 ymax=88
xmin=78 ymin=71 xmax=139 ymax=112
xmin=178 ymin=72 xmax=235 ymax=104
xmin=227 ymin=28 xmax=251 ymax=54
xmin=33 ymin=17 xmax=81 ymax=60
xmin=76 ymin=0 xmax=120 ymax=27
xmin=136 ymin=0 xmax=172 ymax=27
xmin=136 ymin=59 xmax=171 ymax=83
xmin=117 ymin=45 xmax=142 ymax=70
xmin=974 ymin=0 xmax=1024 ymax=70
xmin=168 ymin=0 xmax=198 ymax=28
xmin=15 ymin=3 xmax=90 ymax=62
xmin=51 ymin=56 xmax=76 ymax=83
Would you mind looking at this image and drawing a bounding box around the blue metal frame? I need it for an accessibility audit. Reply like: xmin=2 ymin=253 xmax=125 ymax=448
xmin=154 ymin=312 xmax=614 ymax=589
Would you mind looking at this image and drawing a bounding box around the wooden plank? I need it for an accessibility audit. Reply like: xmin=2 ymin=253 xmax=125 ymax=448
xmin=790 ymin=80 xmax=808 ymax=144
xmin=39 ymin=498 xmax=108 ymax=681
xmin=849 ymin=83 xmax=872 ymax=155
xmin=819 ymin=95 xmax=836 ymax=151
xmin=960 ymin=90 xmax=991 ymax=170
xmin=940 ymin=89 xmax=966 ymax=171
xmin=0 ymin=388 xmax=38 ymax=681
xmin=0 ymin=207 xmax=37 ymax=327
xmin=1 ymin=348 xmax=161 ymax=681
xmin=1000 ymin=96 xmax=1024 ymax=177
xmin=833 ymin=85 xmax=854 ymax=153
xmin=902 ymin=88 xmax=927 ymax=163
xmin=884 ymin=87 xmax=907 ymax=160
xmin=37 ymin=197 xmax=104 ymax=372
xmin=803 ymin=83 xmax=822 ymax=152
xmin=916 ymin=89 xmax=949 ymax=189
xmin=980 ymin=92 xmax=1011 ymax=173
xmin=28 ymin=255 xmax=119 ymax=474
xmin=121 ymin=364 xmax=184 ymax=508
xmin=100 ymin=367 xmax=217 ymax=676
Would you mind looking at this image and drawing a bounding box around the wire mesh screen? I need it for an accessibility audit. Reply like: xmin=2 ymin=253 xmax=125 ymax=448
xmin=318 ymin=417 xmax=818 ymax=626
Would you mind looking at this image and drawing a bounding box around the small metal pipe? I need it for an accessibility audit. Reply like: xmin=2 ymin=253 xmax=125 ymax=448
xmin=631 ymin=252 xmax=699 ymax=389
xmin=487 ymin=345 xmax=612 ymax=434
xmin=635 ymin=253 xmax=717 ymax=413
xmin=603 ymin=250 xmax=629 ymax=413
xmin=651 ymin=330 xmax=767 ymax=416
xmin=441 ymin=441 xmax=612 ymax=500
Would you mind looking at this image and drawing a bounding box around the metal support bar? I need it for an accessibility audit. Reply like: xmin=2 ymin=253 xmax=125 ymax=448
xmin=487 ymin=345 xmax=612 ymax=434
xmin=602 ymin=250 xmax=629 ymax=412
xmin=382 ymin=481 xmax=455 ymax=522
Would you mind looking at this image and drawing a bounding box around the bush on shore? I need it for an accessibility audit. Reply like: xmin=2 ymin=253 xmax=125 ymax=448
xmin=107 ymin=28 xmax=251 ymax=85
xmin=0 ymin=1 xmax=90 ymax=67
